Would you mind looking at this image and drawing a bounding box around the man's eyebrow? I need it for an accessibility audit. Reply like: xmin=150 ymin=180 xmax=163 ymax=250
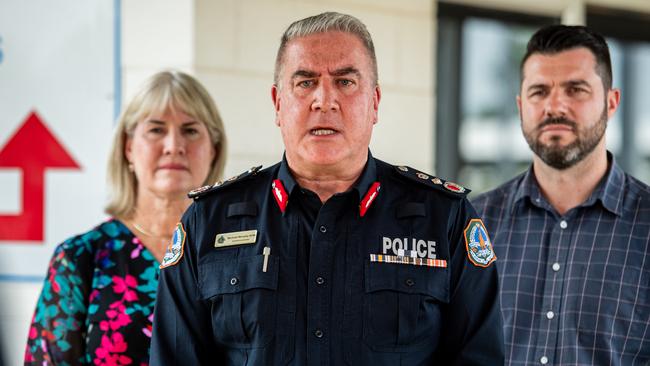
xmin=291 ymin=70 xmax=319 ymax=79
xmin=525 ymin=83 xmax=548 ymax=92
xmin=561 ymin=79 xmax=591 ymax=88
xmin=330 ymin=67 xmax=360 ymax=77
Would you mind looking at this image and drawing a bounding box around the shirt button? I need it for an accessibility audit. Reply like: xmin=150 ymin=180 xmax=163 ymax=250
xmin=314 ymin=329 xmax=324 ymax=338
xmin=319 ymin=225 xmax=327 ymax=233
xmin=560 ymin=220 xmax=568 ymax=229
xmin=552 ymin=263 xmax=560 ymax=271
xmin=230 ymin=277 xmax=239 ymax=286
xmin=405 ymin=278 xmax=415 ymax=287
xmin=546 ymin=311 xmax=555 ymax=319
xmin=316 ymin=277 xmax=325 ymax=285
xmin=540 ymin=356 xmax=548 ymax=364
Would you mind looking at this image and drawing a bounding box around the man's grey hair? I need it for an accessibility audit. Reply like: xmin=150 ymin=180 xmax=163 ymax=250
xmin=273 ymin=12 xmax=378 ymax=86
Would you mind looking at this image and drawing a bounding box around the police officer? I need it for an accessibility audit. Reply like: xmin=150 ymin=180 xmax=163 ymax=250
xmin=151 ymin=12 xmax=504 ymax=365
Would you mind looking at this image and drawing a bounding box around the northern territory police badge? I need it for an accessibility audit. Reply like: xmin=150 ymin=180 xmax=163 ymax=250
xmin=463 ymin=219 xmax=496 ymax=267
xmin=160 ymin=223 xmax=186 ymax=268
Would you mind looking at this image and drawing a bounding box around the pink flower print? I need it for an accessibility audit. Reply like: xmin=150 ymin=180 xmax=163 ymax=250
xmin=94 ymin=333 xmax=133 ymax=366
xmin=142 ymin=312 xmax=154 ymax=337
xmin=113 ymin=275 xmax=139 ymax=301
xmin=142 ymin=323 xmax=152 ymax=338
xmin=52 ymin=279 xmax=61 ymax=293
xmin=24 ymin=344 xmax=35 ymax=362
xmin=90 ymin=288 xmax=100 ymax=302
xmin=99 ymin=302 xmax=132 ymax=331
xmin=28 ymin=326 xmax=37 ymax=339
xmin=40 ymin=338 xmax=48 ymax=353
xmin=131 ymin=238 xmax=143 ymax=259
xmin=131 ymin=246 xmax=141 ymax=259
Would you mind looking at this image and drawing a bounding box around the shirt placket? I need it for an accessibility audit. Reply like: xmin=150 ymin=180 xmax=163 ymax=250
xmin=306 ymin=197 xmax=344 ymax=366
xmin=535 ymin=213 xmax=572 ymax=365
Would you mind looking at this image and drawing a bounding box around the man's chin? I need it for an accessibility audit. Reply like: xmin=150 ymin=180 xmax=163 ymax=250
xmin=537 ymin=136 xmax=576 ymax=148
xmin=301 ymin=148 xmax=346 ymax=166
xmin=536 ymin=146 xmax=582 ymax=170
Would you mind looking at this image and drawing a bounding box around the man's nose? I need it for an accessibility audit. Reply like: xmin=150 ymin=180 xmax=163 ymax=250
xmin=544 ymin=88 xmax=568 ymax=118
xmin=311 ymin=82 xmax=339 ymax=112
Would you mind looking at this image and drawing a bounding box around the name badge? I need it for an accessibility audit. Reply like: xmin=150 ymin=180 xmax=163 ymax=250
xmin=215 ymin=229 xmax=258 ymax=248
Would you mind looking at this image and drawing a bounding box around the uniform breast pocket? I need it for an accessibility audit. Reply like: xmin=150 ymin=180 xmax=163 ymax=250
xmin=199 ymin=254 xmax=280 ymax=349
xmin=363 ymin=262 xmax=449 ymax=352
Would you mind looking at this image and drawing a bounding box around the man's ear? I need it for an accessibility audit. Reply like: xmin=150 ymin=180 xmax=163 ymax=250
xmin=606 ymin=88 xmax=621 ymax=120
xmin=372 ymin=84 xmax=381 ymax=125
xmin=271 ymin=84 xmax=281 ymax=126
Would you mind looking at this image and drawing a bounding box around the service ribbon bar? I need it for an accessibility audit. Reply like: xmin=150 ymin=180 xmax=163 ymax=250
xmin=369 ymin=254 xmax=447 ymax=268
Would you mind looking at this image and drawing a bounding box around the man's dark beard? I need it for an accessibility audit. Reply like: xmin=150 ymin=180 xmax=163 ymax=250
xmin=523 ymin=108 xmax=607 ymax=170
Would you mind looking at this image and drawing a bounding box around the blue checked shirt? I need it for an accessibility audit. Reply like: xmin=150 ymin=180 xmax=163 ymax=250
xmin=473 ymin=156 xmax=650 ymax=366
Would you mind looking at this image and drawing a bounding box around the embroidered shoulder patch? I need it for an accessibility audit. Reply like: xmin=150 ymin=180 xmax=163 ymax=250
xmin=160 ymin=223 xmax=186 ymax=268
xmin=463 ymin=219 xmax=496 ymax=267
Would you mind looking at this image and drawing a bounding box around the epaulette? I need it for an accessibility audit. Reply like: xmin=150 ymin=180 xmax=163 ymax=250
xmin=393 ymin=165 xmax=470 ymax=197
xmin=187 ymin=165 xmax=263 ymax=200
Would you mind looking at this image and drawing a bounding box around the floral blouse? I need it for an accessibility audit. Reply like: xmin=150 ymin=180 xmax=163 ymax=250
xmin=24 ymin=219 xmax=160 ymax=366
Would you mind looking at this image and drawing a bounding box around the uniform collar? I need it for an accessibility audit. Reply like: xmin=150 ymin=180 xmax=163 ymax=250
xmin=277 ymin=154 xmax=298 ymax=197
xmin=352 ymin=150 xmax=378 ymax=202
xmin=275 ymin=150 xmax=378 ymax=209
xmin=513 ymin=151 xmax=623 ymax=216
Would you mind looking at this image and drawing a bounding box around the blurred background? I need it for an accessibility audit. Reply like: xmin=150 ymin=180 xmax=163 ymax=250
xmin=0 ymin=0 xmax=648 ymax=364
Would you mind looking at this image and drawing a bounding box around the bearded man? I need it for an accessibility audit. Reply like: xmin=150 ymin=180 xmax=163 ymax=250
xmin=473 ymin=25 xmax=650 ymax=365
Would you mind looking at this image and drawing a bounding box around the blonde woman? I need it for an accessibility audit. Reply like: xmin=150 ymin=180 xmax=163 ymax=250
xmin=25 ymin=71 xmax=227 ymax=365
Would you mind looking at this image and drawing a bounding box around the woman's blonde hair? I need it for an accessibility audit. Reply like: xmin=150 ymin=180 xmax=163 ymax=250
xmin=105 ymin=70 xmax=227 ymax=218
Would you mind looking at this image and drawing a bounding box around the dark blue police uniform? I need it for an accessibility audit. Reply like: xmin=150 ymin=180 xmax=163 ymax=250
xmin=150 ymin=152 xmax=504 ymax=365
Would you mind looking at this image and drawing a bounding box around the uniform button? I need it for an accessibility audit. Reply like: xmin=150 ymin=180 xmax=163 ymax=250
xmin=316 ymin=277 xmax=325 ymax=285
xmin=405 ymin=278 xmax=415 ymax=287
xmin=230 ymin=277 xmax=239 ymax=286
xmin=319 ymin=225 xmax=327 ymax=233
xmin=552 ymin=263 xmax=560 ymax=272
xmin=314 ymin=329 xmax=324 ymax=338
xmin=546 ymin=311 xmax=555 ymax=320
xmin=540 ymin=356 xmax=548 ymax=364
xmin=560 ymin=220 xmax=568 ymax=229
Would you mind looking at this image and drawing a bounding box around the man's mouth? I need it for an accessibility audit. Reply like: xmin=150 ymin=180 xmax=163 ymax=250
xmin=311 ymin=128 xmax=337 ymax=136
xmin=541 ymin=124 xmax=573 ymax=132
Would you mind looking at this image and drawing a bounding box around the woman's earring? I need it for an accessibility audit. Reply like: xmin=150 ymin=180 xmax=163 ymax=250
xmin=128 ymin=163 xmax=135 ymax=172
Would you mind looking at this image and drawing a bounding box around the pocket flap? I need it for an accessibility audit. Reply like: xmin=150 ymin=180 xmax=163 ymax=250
xmin=364 ymin=261 xmax=449 ymax=302
xmin=199 ymin=255 xmax=279 ymax=299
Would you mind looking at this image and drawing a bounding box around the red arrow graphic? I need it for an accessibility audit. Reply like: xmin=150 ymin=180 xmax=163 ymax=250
xmin=0 ymin=111 xmax=81 ymax=242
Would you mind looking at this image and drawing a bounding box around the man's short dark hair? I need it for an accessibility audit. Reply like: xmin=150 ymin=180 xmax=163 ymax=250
xmin=521 ymin=25 xmax=613 ymax=90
